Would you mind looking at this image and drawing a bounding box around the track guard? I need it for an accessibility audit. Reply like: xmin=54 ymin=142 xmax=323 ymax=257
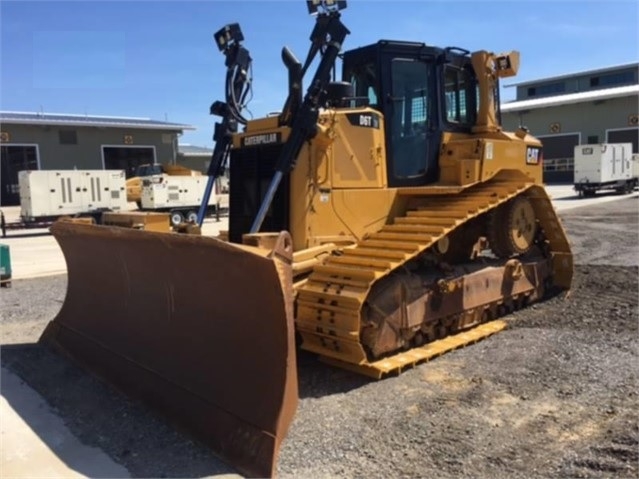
xmin=40 ymin=222 xmax=298 ymax=478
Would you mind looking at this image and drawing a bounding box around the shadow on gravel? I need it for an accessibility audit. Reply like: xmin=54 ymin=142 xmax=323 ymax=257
xmin=1 ymin=364 xmax=128 ymax=478
xmin=295 ymin=350 xmax=370 ymax=399
xmin=1 ymin=343 xmax=237 ymax=479
xmin=1 ymin=343 xmax=374 ymax=476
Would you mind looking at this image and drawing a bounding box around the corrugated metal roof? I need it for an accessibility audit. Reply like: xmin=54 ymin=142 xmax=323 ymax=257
xmin=504 ymin=62 xmax=639 ymax=88
xmin=178 ymin=144 xmax=213 ymax=156
xmin=501 ymin=84 xmax=639 ymax=113
xmin=0 ymin=111 xmax=195 ymax=130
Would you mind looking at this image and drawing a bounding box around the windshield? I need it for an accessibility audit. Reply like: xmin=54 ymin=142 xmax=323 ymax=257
xmin=136 ymin=164 xmax=162 ymax=177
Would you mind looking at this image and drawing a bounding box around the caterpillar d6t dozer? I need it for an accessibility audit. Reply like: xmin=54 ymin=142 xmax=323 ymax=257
xmin=40 ymin=1 xmax=573 ymax=477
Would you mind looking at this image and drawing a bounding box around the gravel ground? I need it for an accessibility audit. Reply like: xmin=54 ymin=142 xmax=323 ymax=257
xmin=1 ymin=197 xmax=637 ymax=478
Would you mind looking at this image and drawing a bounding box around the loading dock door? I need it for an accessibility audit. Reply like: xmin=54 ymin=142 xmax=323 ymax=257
xmin=103 ymin=146 xmax=155 ymax=178
xmin=1 ymin=145 xmax=39 ymax=206
xmin=538 ymin=134 xmax=580 ymax=184
xmin=607 ymin=128 xmax=638 ymax=153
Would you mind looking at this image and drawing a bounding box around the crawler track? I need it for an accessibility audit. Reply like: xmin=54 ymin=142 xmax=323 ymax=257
xmin=295 ymin=175 xmax=572 ymax=378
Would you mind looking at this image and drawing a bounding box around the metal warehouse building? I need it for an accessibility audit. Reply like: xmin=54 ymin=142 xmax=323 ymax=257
xmin=176 ymin=144 xmax=214 ymax=173
xmin=501 ymin=62 xmax=639 ymax=183
xmin=0 ymin=111 xmax=194 ymax=206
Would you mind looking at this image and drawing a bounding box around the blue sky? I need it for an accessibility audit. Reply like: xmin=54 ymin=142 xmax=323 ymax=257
xmin=1 ymin=0 xmax=638 ymax=147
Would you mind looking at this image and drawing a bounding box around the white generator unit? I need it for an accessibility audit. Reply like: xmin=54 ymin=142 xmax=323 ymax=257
xmin=140 ymin=175 xmax=228 ymax=225
xmin=19 ymin=170 xmax=128 ymax=220
xmin=573 ymin=143 xmax=638 ymax=196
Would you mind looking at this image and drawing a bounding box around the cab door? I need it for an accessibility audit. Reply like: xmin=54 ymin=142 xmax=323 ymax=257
xmin=383 ymin=56 xmax=439 ymax=187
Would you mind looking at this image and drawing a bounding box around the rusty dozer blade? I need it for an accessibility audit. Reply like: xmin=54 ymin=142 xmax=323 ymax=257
xmin=40 ymin=222 xmax=298 ymax=478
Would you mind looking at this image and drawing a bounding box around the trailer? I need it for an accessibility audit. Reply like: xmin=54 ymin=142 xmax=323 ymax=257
xmin=139 ymin=175 xmax=229 ymax=226
xmin=1 ymin=170 xmax=128 ymax=237
xmin=573 ymin=143 xmax=638 ymax=197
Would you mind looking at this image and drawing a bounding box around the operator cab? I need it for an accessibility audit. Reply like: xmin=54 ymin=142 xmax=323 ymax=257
xmin=342 ymin=41 xmax=479 ymax=187
xmin=134 ymin=163 xmax=163 ymax=177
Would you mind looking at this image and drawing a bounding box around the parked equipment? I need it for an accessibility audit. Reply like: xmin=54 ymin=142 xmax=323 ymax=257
xmin=0 ymin=169 xmax=129 ymax=236
xmin=139 ymin=175 xmax=228 ymax=226
xmin=19 ymin=169 xmax=128 ymax=220
xmin=573 ymin=143 xmax=638 ymax=197
xmin=126 ymin=163 xmax=228 ymax=225
xmin=39 ymin=2 xmax=573 ymax=477
xmin=125 ymin=163 xmax=203 ymax=204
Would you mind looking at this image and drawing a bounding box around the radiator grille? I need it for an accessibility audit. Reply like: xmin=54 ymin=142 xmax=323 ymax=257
xmin=229 ymin=144 xmax=290 ymax=244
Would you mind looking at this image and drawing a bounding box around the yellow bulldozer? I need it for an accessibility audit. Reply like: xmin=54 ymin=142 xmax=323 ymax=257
xmin=40 ymin=1 xmax=572 ymax=477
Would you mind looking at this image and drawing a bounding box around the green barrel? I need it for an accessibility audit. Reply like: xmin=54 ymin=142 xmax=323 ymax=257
xmin=0 ymin=244 xmax=11 ymax=287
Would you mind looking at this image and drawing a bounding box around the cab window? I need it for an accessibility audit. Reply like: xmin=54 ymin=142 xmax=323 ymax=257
xmin=349 ymin=62 xmax=379 ymax=109
xmin=444 ymin=65 xmax=476 ymax=125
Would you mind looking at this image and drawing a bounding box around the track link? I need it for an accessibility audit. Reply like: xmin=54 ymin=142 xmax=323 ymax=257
xmin=295 ymin=176 xmax=573 ymax=378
